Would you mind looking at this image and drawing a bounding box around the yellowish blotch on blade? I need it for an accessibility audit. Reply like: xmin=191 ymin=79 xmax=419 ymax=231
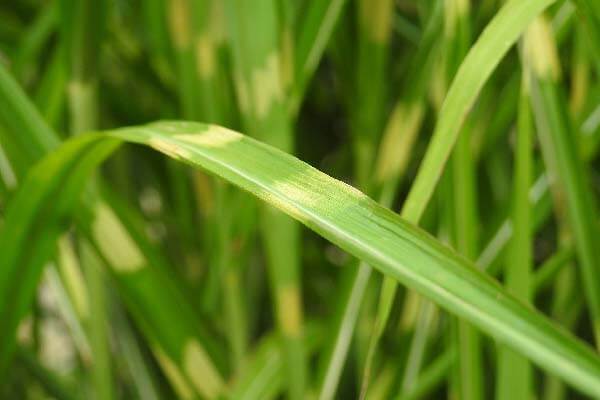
xmin=168 ymin=0 xmax=191 ymax=50
xmin=153 ymin=347 xmax=194 ymax=400
xmin=176 ymin=125 xmax=243 ymax=148
xmin=148 ymin=137 xmax=193 ymax=160
xmin=273 ymin=180 xmax=321 ymax=208
xmin=183 ymin=340 xmax=224 ymax=398
xmin=524 ymin=16 xmax=561 ymax=81
xmin=252 ymin=52 xmax=284 ymax=119
xmin=280 ymin=28 xmax=295 ymax=92
xmin=92 ymin=202 xmax=144 ymax=273
xmin=262 ymin=169 xmax=365 ymax=220
xmin=208 ymin=0 xmax=225 ymax=46
xmin=259 ymin=191 xmax=307 ymax=224
xmin=376 ymin=102 xmax=424 ymax=182
xmin=196 ymin=33 xmax=215 ymax=79
xmin=277 ymin=286 xmax=302 ymax=336
xmin=234 ymin=71 xmax=250 ymax=114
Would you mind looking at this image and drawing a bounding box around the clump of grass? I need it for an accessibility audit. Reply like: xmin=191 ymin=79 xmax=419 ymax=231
xmin=1 ymin=0 xmax=600 ymax=399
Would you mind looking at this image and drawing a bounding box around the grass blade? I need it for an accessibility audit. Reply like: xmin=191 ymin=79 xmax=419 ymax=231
xmin=291 ymin=0 xmax=348 ymax=111
xmin=527 ymin=16 xmax=600 ymax=346
xmin=4 ymin=120 xmax=600 ymax=396
xmin=496 ymin=68 xmax=534 ymax=400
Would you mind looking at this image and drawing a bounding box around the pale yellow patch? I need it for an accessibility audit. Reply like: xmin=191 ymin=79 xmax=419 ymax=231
xmin=196 ymin=34 xmax=215 ymax=79
xmin=280 ymin=28 xmax=294 ymax=92
xmin=258 ymin=177 xmax=324 ymax=222
xmin=175 ymin=125 xmax=243 ymax=148
xmin=272 ymin=180 xmax=321 ymax=208
xmin=277 ymin=286 xmax=302 ymax=336
xmin=148 ymin=137 xmax=193 ymax=160
xmin=208 ymin=0 xmax=225 ymax=46
xmin=251 ymin=52 xmax=284 ymax=119
xmin=359 ymin=0 xmax=394 ymax=43
xmin=376 ymin=102 xmax=424 ymax=182
xmin=444 ymin=0 xmax=455 ymax=38
xmin=259 ymin=167 xmax=366 ymax=222
xmin=168 ymin=0 xmax=191 ymax=49
xmin=183 ymin=340 xmax=224 ymax=399
xmin=259 ymin=191 xmax=306 ymax=223
xmin=153 ymin=346 xmax=194 ymax=400
xmin=92 ymin=202 xmax=145 ymax=273
xmin=456 ymin=0 xmax=469 ymax=15
xmin=524 ymin=17 xmax=561 ymax=80
xmin=58 ymin=236 xmax=90 ymax=319
xmin=569 ymin=59 xmax=588 ymax=114
xmin=68 ymin=80 xmax=96 ymax=134
xmin=234 ymin=71 xmax=250 ymax=114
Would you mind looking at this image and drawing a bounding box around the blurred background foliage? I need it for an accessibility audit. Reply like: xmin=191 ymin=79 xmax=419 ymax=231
xmin=0 ymin=0 xmax=600 ymax=399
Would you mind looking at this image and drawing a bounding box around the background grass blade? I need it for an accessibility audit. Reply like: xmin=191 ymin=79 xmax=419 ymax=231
xmin=496 ymin=68 xmax=534 ymax=400
xmin=527 ymin=16 xmax=600 ymax=346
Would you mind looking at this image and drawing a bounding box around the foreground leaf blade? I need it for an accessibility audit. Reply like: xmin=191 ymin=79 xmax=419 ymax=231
xmin=3 ymin=121 xmax=600 ymax=396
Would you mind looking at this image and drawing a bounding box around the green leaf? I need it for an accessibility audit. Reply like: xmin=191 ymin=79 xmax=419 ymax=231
xmin=2 ymin=121 xmax=600 ymax=397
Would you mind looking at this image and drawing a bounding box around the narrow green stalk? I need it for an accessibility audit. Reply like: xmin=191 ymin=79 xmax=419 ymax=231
xmin=61 ymin=1 xmax=113 ymax=398
xmin=229 ymin=324 xmax=323 ymax=400
xmin=111 ymin=302 xmax=160 ymax=400
xmin=397 ymin=347 xmax=457 ymax=400
xmin=543 ymin=277 xmax=584 ymax=400
xmin=80 ymin=241 xmax=113 ymax=400
xmin=12 ymin=2 xmax=57 ymax=83
xmin=441 ymin=3 xmax=484 ymax=399
xmin=573 ymin=0 xmax=600 ymax=69
xmin=291 ymin=0 xmax=348 ymax=112
xmin=351 ymin=0 xmax=394 ymax=188
xmin=225 ymin=1 xmax=306 ymax=398
xmin=165 ymin=0 xmax=201 ymax=269
xmin=33 ymin=46 xmax=67 ymax=130
xmin=527 ymin=15 xmax=600 ymax=347
xmin=532 ymin=246 xmax=575 ymax=293
xmin=496 ymin=70 xmax=534 ymax=400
